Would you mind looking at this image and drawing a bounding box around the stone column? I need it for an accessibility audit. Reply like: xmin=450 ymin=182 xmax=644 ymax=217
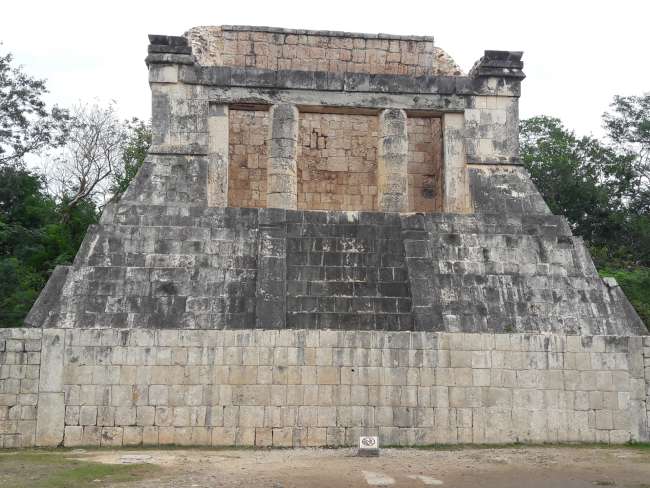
xmin=35 ymin=329 xmax=65 ymax=446
xmin=442 ymin=113 xmax=470 ymax=213
xmin=267 ymin=104 xmax=299 ymax=210
xmin=377 ymin=109 xmax=408 ymax=213
xmin=207 ymin=103 xmax=229 ymax=207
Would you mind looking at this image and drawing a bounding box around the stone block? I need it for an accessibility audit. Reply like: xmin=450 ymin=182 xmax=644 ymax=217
xmin=595 ymin=410 xmax=614 ymax=430
xmin=137 ymin=406 xmax=156 ymax=426
xmin=143 ymin=426 xmax=158 ymax=445
xmin=39 ymin=330 xmax=64 ymax=393
xmin=63 ymin=426 xmax=83 ymax=447
xmin=212 ymin=427 xmax=236 ymax=446
xmin=306 ymin=427 xmax=326 ymax=446
xmin=255 ymin=427 xmax=273 ymax=446
xmin=158 ymin=426 xmax=175 ymax=445
xmin=123 ymin=426 xmax=143 ymax=446
xmin=236 ymin=427 xmax=255 ymax=446
xmin=149 ymin=385 xmax=169 ymax=405
xmin=317 ymin=367 xmax=339 ymax=385
xmin=35 ymin=392 xmax=64 ymax=446
xmin=82 ymin=426 xmax=101 ymax=446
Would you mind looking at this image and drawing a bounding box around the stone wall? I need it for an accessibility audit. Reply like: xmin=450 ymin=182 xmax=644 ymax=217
xmin=0 ymin=329 xmax=41 ymax=447
xmin=29 ymin=208 xmax=646 ymax=336
xmin=228 ymin=109 xmax=269 ymax=208
xmin=184 ymin=26 xmax=462 ymax=76
xmin=407 ymin=117 xmax=443 ymax=212
xmin=2 ymin=328 xmax=649 ymax=447
xmin=298 ymin=113 xmax=379 ymax=212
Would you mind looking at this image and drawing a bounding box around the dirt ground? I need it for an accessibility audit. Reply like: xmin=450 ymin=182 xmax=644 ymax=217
xmin=83 ymin=445 xmax=650 ymax=488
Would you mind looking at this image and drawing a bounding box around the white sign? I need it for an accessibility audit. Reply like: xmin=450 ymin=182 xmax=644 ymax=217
xmin=359 ymin=436 xmax=379 ymax=449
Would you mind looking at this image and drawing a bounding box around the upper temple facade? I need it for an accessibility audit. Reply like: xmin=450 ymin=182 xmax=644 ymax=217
xmin=26 ymin=25 xmax=646 ymax=336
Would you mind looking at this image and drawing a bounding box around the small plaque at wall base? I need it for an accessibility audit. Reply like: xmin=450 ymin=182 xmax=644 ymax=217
xmin=358 ymin=436 xmax=379 ymax=457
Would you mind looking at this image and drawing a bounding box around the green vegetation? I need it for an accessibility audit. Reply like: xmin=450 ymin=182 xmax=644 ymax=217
xmin=598 ymin=267 xmax=650 ymax=327
xmin=0 ymin=166 xmax=98 ymax=326
xmin=520 ymin=94 xmax=650 ymax=330
xmin=0 ymin=46 xmax=149 ymax=327
xmin=0 ymin=450 xmax=157 ymax=488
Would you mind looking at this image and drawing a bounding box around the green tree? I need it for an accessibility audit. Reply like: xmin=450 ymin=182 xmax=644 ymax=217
xmin=109 ymin=118 xmax=151 ymax=202
xmin=520 ymin=116 xmax=635 ymax=247
xmin=0 ymin=49 xmax=70 ymax=166
xmin=0 ymin=165 xmax=99 ymax=327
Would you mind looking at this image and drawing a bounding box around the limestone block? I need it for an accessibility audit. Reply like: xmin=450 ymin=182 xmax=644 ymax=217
xmin=238 ymin=406 xmax=265 ymax=427
xmin=149 ymin=385 xmax=169 ymax=405
xmin=450 ymin=350 xmax=472 ymax=368
xmin=81 ymin=426 xmax=101 ymax=446
xmin=35 ymin=393 xmax=64 ymax=446
xmin=595 ymin=410 xmax=614 ymax=430
xmin=39 ymin=329 xmax=64 ymax=393
xmin=254 ymin=427 xmax=273 ymax=446
xmin=65 ymin=406 xmax=80 ymax=426
xmin=212 ymin=427 xmax=236 ymax=446
xmin=63 ymin=426 xmax=83 ymax=447
xmin=136 ymin=406 xmax=156 ymax=426
xmin=115 ymin=406 xmax=137 ymax=426
xmin=121 ymin=426 xmax=142 ymax=446
xmin=317 ymin=367 xmax=340 ymax=385
xmin=236 ymin=427 xmax=255 ymax=446
xmin=79 ymin=406 xmax=97 ymax=426
xmin=97 ymin=406 xmax=115 ymax=426
xmin=143 ymin=426 xmax=158 ymax=445
xmin=306 ymin=427 xmax=326 ymax=446
xmin=110 ymin=385 xmax=133 ymax=407
xmin=158 ymin=426 xmax=175 ymax=445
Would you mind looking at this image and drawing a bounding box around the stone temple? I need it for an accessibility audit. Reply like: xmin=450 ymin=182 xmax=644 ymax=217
xmin=1 ymin=26 xmax=649 ymax=449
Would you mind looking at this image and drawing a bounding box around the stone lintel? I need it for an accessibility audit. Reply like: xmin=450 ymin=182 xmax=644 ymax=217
xmin=208 ymin=86 xmax=467 ymax=113
xmin=178 ymin=65 xmax=521 ymax=97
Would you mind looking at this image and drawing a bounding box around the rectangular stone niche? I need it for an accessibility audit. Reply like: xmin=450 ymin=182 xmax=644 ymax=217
xmin=407 ymin=117 xmax=444 ymax=212
xmin=297 ymin=112 xmax=379 ymax=211
xmin=228 ymin=109 xmax=269 ymax=208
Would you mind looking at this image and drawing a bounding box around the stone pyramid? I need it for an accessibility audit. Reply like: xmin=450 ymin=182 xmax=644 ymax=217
xmin=26 ymin=26 xmax=646 ymax=336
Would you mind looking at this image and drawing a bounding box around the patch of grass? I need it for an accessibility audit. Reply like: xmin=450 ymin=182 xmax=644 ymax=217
xmin=0 ymin=450 xmax=157 ymax=488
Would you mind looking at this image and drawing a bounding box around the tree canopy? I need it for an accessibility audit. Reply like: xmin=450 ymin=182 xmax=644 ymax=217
xmin=0 ymin=51 xmax=70 ymax=166
xmin=0 ymin=46 xmax=150 ymax=326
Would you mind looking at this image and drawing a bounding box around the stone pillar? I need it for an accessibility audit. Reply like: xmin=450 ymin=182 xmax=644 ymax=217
xmin=207 ymin=103 xmax=229 ymax=207
xmin=35 ymin=329 xmax=65 ymax=446
xmin=442 ymin=113 xmax=470 ymax=213
xmin=267 ymin=104 xmax=299 ymax=210
xmin=377 ymin=109 xmax=408 ymax=212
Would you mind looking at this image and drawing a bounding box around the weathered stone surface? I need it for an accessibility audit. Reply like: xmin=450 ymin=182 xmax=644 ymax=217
xmin=2 ymin=328 xmax=650 ymax=447
xmin=377 ymin=109 xmax=408 ymax=213
xmin=35 ymin=393 xmax=64 ymax=446
xmin=185 ymin=25 xmax=444 ymax=76
xmin=6 ymin=24 xmax=648 ymax=451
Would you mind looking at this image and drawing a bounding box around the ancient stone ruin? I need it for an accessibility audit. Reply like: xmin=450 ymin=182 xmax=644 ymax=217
xmin=1 ymin=26 xmax=648 ymax=448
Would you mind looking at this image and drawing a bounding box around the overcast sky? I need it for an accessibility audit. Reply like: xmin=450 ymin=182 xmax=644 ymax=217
xmin=1 ymin=0 xmax=648 ymax=138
